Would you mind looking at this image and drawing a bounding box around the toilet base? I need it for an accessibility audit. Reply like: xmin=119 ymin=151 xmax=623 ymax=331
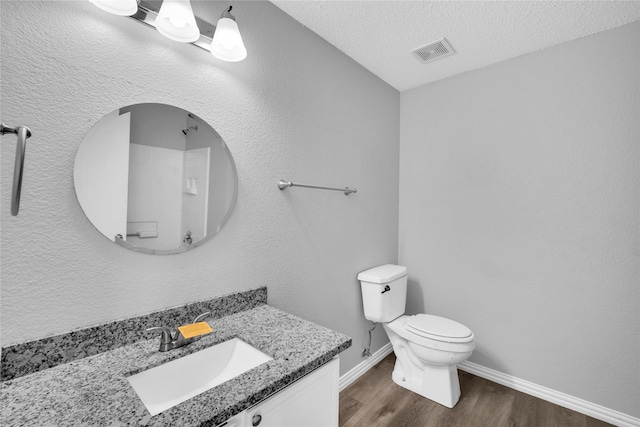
xmin=391 ymin=355 xmax=461 ymax=408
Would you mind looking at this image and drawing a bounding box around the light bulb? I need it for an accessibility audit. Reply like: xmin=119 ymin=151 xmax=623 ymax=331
xmin=169 ymin=16 xmax=187 ymax=28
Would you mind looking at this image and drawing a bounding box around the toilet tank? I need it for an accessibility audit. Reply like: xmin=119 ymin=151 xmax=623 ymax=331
xmin=358 ymin=264 xmax=407 ymax=323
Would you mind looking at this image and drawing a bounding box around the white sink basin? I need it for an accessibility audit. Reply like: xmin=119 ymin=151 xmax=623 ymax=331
xmin=127 ymin=338 xmax=272 ymax=415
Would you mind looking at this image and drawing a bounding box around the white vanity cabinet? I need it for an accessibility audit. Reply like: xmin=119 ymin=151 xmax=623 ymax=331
xmin=221 ymin=357 xmax=339 ymax=427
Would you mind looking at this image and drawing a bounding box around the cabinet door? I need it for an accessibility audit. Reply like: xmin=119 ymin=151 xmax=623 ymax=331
xmin=246 ymin=358 xmax=339 ymax=427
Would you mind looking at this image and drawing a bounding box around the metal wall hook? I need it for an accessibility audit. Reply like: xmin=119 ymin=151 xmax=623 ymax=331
xmin=1 ymin=123 xmax=32 ymax=216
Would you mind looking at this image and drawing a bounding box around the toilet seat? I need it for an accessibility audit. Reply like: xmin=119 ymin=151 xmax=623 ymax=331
xmin=385 ymin=315 xmax=476 ymax=353
xmin=405 ymin=314 xmax=474 ymax=343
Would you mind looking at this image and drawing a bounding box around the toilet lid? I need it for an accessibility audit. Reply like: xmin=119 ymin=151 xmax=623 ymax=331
xmin=405 ymin=314 xmax=473 ymax=342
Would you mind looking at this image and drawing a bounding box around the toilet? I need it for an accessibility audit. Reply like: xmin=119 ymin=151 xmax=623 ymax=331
xmin=358 ymin=264 xmax=475 ymax=408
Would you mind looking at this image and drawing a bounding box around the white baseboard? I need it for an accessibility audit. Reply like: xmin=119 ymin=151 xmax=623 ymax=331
xmin=338 ymin=342 xmax=393 ymax=391
xmin=458 ymin=361 xmax=640 ymax=427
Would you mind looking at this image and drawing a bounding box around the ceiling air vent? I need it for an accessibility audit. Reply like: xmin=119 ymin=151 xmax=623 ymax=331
xmin=411 ymin=38 xmax=455 ymax=64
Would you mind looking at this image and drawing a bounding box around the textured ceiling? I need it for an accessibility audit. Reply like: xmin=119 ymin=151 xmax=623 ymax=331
xmin=271 ymin=1 xmax=640 ymax=91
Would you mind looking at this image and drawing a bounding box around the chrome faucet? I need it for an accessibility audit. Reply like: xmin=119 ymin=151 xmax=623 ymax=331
xmin=147 ymin=311 xmax=211 ymax=352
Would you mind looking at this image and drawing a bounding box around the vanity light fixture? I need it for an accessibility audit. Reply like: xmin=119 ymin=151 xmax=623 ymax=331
xmin=88 ymin=0 xmax=247 ymax=62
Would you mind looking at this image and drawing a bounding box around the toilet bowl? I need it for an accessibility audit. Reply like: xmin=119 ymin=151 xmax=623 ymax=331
xmin=358 ymin=264 xmax=476 ymax=408
xmin=384 ymin=314 xmax=475 ymax=407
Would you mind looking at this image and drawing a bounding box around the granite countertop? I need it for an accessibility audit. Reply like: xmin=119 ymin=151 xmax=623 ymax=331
xmin=1 ymin=305 xmax=351 ymax=426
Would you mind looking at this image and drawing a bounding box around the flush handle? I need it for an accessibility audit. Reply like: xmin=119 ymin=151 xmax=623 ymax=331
xmin=251 ymin=414 xmax=262 ymax=426
xmin=381 ymin=285 xmax=391 ymax=294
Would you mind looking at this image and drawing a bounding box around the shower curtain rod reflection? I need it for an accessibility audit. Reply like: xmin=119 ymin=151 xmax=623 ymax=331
xmin=278 ymin=179 xmax=357 ymax=196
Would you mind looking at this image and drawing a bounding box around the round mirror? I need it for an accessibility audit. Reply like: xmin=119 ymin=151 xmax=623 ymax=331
xmin=74 ymin=103 xmax=238 ymax=254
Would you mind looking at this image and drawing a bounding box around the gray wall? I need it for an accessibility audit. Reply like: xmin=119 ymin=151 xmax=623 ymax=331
xmin=399 ymin=22 xmax=639 ymax=417
xmin=0 ymin=1 xmax=399 ymax=375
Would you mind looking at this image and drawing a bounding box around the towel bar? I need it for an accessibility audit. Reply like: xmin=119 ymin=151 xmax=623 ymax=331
xmin=278 ymin=179 xmax=357 ymax=196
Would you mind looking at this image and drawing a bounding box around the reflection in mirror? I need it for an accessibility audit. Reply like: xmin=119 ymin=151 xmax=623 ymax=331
xmin=74 ymin=103 xmax=237 ymax=254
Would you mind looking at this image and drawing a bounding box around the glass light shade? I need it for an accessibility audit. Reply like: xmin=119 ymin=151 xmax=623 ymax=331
xmin=210 ymin=17 xmax=247 ymax=62
xmin=156 ymin=0 xmax=200 ymax=43
xmin=89 ymin=0 xmax=138 ymax=16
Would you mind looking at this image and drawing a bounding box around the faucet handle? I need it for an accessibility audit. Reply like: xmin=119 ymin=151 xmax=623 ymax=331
xmin=146 ymin=326 xmax=174 ymax=344
xmin=192 ymin=311 xmax=211 ymax=323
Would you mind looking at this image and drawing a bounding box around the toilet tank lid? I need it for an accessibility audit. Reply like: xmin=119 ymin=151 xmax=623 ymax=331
xmin=357 ymin=264 xmax=407 ymax=283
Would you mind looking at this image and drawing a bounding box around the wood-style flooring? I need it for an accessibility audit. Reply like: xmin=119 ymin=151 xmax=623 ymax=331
xmin=339 ymin=353 xmax=613 ymax=427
